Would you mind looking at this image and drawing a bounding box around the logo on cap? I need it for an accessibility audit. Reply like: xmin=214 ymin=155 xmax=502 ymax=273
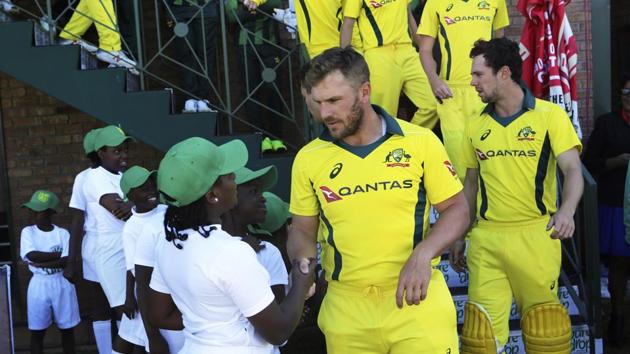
xmin=37 ymin=192 xmax=50 ymax=203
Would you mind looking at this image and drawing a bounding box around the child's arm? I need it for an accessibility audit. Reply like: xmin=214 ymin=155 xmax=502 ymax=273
xmin=123 ymin=270 xmax=138 ymax=319
xmin=25 ymin=251 xmax=62 ymax=263
xmin=30 ymin=256 xmax=67 ymax=269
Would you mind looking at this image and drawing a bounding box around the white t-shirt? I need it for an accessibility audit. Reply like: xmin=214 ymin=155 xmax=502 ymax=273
xmin=150 ymin=225 xmax=274 ymax=352
xmin=82 ymin=166 xmax=125 ymax=250
xmin=69 ymin=168 xmax=97 ymax=236
xmin=20 ymin=225 xmax=70 ymax=275
xmin=255 ymin=241 xmax=288 ymax=287
xmin=123 ymin=205 xmax=167 ymax=275
xmin=134 ymin=207 xmax=167 ymax=269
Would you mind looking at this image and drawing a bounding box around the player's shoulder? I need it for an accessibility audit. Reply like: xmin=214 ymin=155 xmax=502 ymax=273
xmin=396 ymin=118 xmax=440 ymax=145
xmin=533 ymin=98 xmax=565 ymax=116
xmin=295 ymin=137 xmax=336 ymax=161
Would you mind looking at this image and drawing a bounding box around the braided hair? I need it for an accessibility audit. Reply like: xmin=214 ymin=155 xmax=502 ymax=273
xmin=162 ymin=194 xmax=216 ymax=249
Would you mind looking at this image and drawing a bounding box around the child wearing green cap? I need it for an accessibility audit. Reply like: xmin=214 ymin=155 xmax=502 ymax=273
xmin=148 ymin=137 xmax=316 ymax=354
xmin=222 ymin=165 xmax=289 ymax=354
xmin=65 ymin=127 xmax=117 ymax=354
xmin=20 ymin=190 xmax=80 ymax=354
xmin=81 ymin=125 xmax=135 ymax=351
xmin=118 ymin=165 xmax=182 ymax=354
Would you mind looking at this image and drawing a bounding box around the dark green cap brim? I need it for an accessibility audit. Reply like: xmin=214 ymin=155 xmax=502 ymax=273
xmin=235 ymin=165 xmax=278 ymax=191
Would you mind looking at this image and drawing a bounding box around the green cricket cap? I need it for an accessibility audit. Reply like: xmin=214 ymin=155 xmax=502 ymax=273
xmin=83 ymin=128 xmax=100 ymax=154
xmin=93 ymin=125 xmax=134 ymax=151
xmin=22 ymin=190 xmax=60 ymax=212
xmin=158 ymin=137 xmax=249 ymax=207
xmin=120 ymin=166 xmax=156 ymax=198
xmin=259 ymin=192 xmax=290 ymax=233
xmin=234 ymin=165 xmax=277 ymax=191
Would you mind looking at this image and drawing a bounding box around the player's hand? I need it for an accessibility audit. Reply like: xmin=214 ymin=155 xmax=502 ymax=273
xmin=547 ymin=209 xmax=575 ymax=240
xmin=147 ymin=333 xmax=169 ymax=354
xmin=241 ymin=0 xmax=259 ymax=11
xmin=290 ymin=258 xmax=316 ymax=297
xmin=429 ymin=77 xmax=453 ymax=101
xmin=122 ymin=294 xmax=138 ymax=319
xmin=449 ymin=239 xmax=467 ymax=273
xmin=396 ymin=250 xmax=432 ymax=308
xmin=113 ymin=198 xmax=133 ymax=221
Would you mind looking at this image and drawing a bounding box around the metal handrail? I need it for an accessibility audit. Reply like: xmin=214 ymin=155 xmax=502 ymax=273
xmin=558 ymin=165 xmax=602 ymax=352
xmin=9 ymin=0 xmax=313 ymax=148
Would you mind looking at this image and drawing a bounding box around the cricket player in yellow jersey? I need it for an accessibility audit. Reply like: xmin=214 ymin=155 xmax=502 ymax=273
xmin=289 ymin=47 xmax=469 ymax=354
xmin=294 ymin=0 xmax=362 ymax=59
xmin=418 ymin=0 xmax=509 ymax=179
xmin=449 ymin=39 xmax=583 ymax=354
xmin=340 ymin=0 xmax=438 ymax=129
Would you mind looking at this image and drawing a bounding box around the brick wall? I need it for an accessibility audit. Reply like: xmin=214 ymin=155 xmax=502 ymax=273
xmin=0 ymin=72 xmax=163 ymax=319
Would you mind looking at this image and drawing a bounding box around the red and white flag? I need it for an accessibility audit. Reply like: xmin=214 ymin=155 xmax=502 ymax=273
xmin=518 ymin=0 xmax=582 ymax=138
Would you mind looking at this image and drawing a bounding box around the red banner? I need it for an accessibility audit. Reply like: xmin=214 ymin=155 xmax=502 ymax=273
xmin=518 ymin=0 xmax=582 ymax=138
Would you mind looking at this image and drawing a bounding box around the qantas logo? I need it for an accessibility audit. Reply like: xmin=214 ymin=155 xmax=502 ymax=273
xmin=444 ymin=15 xmax=492 ymax=25
xmin=319 ymin=180 xmax=414 ymax=202
xmin=443 ymin=161 xmax=457 ymax=176
xmin=370 ymin=0 xmax=396 ymax=8
xmin=320 ymin=186 xmax=342 ymax=203
xmin=476 ymin=148 xmax=537 ymax=160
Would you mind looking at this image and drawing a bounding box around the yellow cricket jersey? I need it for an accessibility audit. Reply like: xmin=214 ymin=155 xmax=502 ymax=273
xmin=418 ymin=0 xmax=509 ymax=84
xmin=344 ymin=0 xmax=412 ymax=50
xmin=461 ymin=87 xmax=582 ymax=223
xmin=296 ymin=0 xmax=362 ymax=58
xmin=290 ymin=105 xmax=462 ymax=287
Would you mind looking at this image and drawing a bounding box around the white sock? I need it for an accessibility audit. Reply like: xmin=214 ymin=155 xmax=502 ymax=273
xmin=112 ymin=351 xmax=124 ymax=354
xmin=92 ymin=320 xmax=112 ymax=354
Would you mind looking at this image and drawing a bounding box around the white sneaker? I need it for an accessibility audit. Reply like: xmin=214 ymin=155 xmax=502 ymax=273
xmin=39 ymin=16 xmax=56 ymax=34
xmin=196 ymin=99 xmax=215 ymax=112
xmin=59 ymin=38 xmax=98 ymax=53
xmin=183 ymin=99 xmax=197 ymax=113
xmin=96 ymin=50 xmax=139 ymax=75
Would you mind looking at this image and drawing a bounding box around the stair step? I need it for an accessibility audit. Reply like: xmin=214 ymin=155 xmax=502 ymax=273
xmin=0 ymin=21 xmax=32 ymax=50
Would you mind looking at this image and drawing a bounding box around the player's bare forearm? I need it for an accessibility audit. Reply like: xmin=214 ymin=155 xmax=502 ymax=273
xmin=414 ymin=192 xmax=469 ymax=260
xmin=287 ymin=215 xmax=319 ymax=263
xmin=418 ymin=36 xmax=440 ymax=83
xmin=463 ymin=168 xmax=479 ymax=233
xmin=25 ymin=251 xmax=62 ymax=263
xmin=557 ymin=148 xmax=584 ymax=215
xmin=340 ymin=17 xmax=356 ymax=48
xmin=407 ymin=7 xmax=422 ymax=48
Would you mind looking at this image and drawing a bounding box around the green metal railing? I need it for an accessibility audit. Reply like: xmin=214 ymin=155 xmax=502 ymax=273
xmin=559 ymin=166 xmax=602 ymax=352
xmin=11 ymin=0 xmax=315 ymax=149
